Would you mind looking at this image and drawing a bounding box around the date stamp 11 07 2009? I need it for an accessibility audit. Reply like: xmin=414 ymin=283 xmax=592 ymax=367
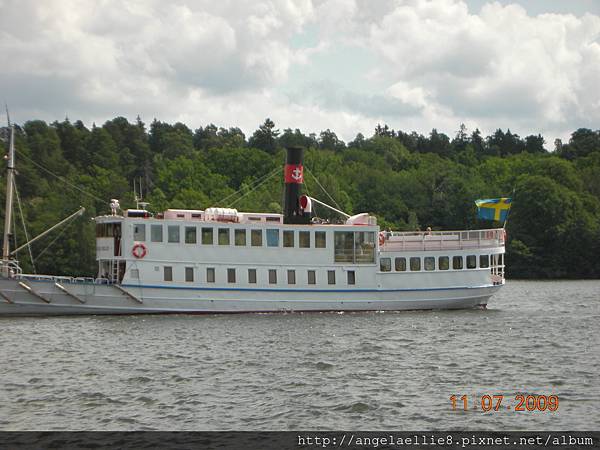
xmin=450 ymin=394 xmax=559 ymax=412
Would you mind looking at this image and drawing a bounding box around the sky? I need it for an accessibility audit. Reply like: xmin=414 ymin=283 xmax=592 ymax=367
xmin=1 ymin=0 xmax=599 ymax=146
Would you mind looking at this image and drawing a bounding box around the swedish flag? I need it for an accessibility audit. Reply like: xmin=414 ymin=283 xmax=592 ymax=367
xmin=475 ymin=198 xmax=512 ymax=222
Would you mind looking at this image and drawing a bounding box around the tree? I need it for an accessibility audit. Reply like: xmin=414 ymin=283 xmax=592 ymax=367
xmin=451 ymin=123 xmax=469 ymax=153
xmin=149 ymin=120 xmax=194 ymax=158
xmin=278 ymin=128 xmax=316 ymax=149
xmin=248 ymin=118 xmax=279 ymax=154
xmin=471 ymin=128 xmax=485 ymax=157
xmin=558 ymin=128 xmax=600 ymax=160
xmin=524 ymin=134 xmax=546 ymax=153
xmin=318 ymin=129 xmax=345 ymax=151
xmin=507 ymin=175 xmax=599 ymax=278
xmin=428 ymin=129 xmax=451 ymax=157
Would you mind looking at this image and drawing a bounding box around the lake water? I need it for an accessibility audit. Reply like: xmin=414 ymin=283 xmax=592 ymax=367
xmin=0 ymin=280 xmax=598 ymax=430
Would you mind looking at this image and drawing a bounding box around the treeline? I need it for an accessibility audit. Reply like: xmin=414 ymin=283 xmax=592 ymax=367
xmin=1 ymin=117 xmax=599 ymax=279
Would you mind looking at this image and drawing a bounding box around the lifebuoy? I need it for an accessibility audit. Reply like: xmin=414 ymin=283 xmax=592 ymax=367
xmin=132 ymin=243 xmax=147 ymax=259
xmin=378 ymin=232 xmax=385 ymax=247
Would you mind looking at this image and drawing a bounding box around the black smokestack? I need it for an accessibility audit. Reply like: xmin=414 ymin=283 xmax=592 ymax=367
xmin=282 ymin=146 xmax=310 ymax=224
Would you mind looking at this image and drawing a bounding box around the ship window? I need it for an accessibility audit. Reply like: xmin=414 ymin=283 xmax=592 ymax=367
xmin=327 ymin=270 xmax=336 ymax=285
xmin=283 ymin=230 xmax=294 ymax=247
xmin=191 ymin=213 xmax=202 ymax=219
xmin=248 ymin=268 xmax=257 ymax=284
xmin=218 ymin=228 xmax=230 ymax=245
xmin=354 ymin=231 xmax=375 ymax=263
xmin=130 ymin=269 xmax=139 ymax=279
xmin=347 ymin=270 xmax=356 ymax=285
xmin=410 ymin=257 xmax=421 ymax=271
xmin=299 ymin=231 xmax=310 ymax=248
xmin=168 ymin=225 xmax=180 ymax=243
xmin=207 ymin=267 xmax=215 ymax=283
xmin=335 ymin=231 xmax=375 ymax=263
xmin=424 ymin=257 xmax=435 ymax=271
xmin=269 ymin=269 xmax=277 ymax=284
xmin=315 ymin=231 xmax=326 ymax=248
xmin=185 ymin=267 xmax=194 ymax=282
xmin=467 ymin=255 xmax=477 ymax=269
xmin=97 ymin=223 xmax=106 ymax=237
xmin=266 ymin=217 xmax=281 ymax=222
xmin=395 ymin=257 xmax=406 ymax=271
xmin=202 ymin=227 xmax=213 ymax=245
xmin=164 ymin=266 xmax=173 ymax=282
xmin=308 ymin=270 xmax=316 ymax=285
xmin=334 ymin=231 xmax=354 ymax=263
xmin=380 ymin=257 xmax=391 ymax=272
xmin=266 ymin=229 xmax=279 ymax=247
xmin=480 ymin=255 xmax=489 ymax=268
xmin=227 ymin=268 xmax=236 ymax=283
xmin=287 ymin=269 xmax=296 ymax=285
xmin=185 ymin=226 xmax=197 ymax=244
xmin=151 ymin=224 xmax=163 ymax=242
xmin=453 ymin=256 xmax=463 ymax=270
xmin=251 ymin=230 xmax=262 ymax=247
xmin=439 ymin=256 xmax=449 ymax=270
xmin=235 ymin=229 xmax=246 ymax=246
xmin=134 ymin=224 xmax=146 ymax=241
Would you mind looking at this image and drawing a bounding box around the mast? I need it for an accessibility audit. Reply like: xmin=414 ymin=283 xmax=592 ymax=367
xmin=2 ymin=124 xmax=15 ymax=263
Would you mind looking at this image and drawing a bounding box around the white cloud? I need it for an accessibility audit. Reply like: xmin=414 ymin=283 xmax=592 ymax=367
xmin=0 ymin=0 xmax=598 ymax=144
xmin=363 ymin=0 xmax=600 ymax=139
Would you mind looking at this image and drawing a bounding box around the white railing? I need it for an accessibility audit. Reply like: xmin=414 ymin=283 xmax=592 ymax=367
xmin=0 ymin=259 xmax=23 ymax=278
xmin=381 ymin=228 xmax=505 ymax=252
xmin=18 ymin=273 xmax=114 ymax=285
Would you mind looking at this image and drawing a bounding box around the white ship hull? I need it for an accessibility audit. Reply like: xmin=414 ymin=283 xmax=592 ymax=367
xmin=0 ymin=133 xmax=507 ymax=318
xmin=0 ymin=278 xmax=501 ymax=316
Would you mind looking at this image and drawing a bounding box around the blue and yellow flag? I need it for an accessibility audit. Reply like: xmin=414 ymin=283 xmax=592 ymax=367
xmin=475 ymin=198 xmax=512 ymax=222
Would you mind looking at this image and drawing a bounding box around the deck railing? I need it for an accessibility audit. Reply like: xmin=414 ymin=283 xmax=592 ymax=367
xmin=15 ymin=273 xmax=113 ymax=285
xmin=0 ymin=259 xmax=23 ymax=278
xmin=381 ymin=228 xmax=505 ymax=252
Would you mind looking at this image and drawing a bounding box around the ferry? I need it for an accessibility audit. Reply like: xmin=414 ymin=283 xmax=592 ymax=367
xmin=0 ymin=126 xmax=505 ymax=315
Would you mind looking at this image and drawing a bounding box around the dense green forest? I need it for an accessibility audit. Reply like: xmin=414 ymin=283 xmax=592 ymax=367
xmin=1 ymin=117 xmax=599 ymax=279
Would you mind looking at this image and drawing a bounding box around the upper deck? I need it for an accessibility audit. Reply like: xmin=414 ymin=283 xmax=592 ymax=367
xmin=381 ymin=229 xmax=505 ymax=252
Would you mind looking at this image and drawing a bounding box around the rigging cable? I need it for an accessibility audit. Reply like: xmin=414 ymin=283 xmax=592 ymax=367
xmin=304 ymin=166 xmax=342 ymax=211
xmin=11 ymin=202 xmax=17 ymax=256
xmin=226 ymin=167 xmax=282 ymax=209
xmin=12 ymin=178 xmax=36 ymax=273
xmin=213 ymin=165 xmax=281 ymax=208
xmin=14 ymin=148 xmax=105 ymax=203
xmin=35 ymin=218 xmax=76 ymax=260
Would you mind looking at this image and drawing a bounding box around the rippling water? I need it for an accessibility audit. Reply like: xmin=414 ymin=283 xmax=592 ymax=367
xmin=1 ymin=280 xmax=599 ymax=430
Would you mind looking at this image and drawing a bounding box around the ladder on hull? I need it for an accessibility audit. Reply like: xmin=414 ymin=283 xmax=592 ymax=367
xmin=111 ymin=260 xmax=119 ymax=283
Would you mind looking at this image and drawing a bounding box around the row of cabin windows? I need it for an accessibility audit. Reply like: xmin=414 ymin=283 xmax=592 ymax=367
xmin=380 ymin=254 xmax=495 ymax=272
xmin=133 ymin=224 xmax=327 ymax=248
xmin=157 ymin=267 xmax=356 ymax=285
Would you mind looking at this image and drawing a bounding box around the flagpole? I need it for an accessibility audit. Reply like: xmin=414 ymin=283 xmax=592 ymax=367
xmin=503 ymin=187 xmax=516 ymax=229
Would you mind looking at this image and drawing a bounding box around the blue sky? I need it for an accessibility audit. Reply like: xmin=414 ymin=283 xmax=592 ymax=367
xmin=1 ymin=0 xmax=599 ymax=146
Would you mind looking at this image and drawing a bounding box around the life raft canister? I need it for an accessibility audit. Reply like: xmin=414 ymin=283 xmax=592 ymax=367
xmin=132 ymin=243 xmax=147 ymax=259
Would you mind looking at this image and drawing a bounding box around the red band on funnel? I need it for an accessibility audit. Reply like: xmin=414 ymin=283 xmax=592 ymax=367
xmin=284 ymin=164 xmax=304 ymax=184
